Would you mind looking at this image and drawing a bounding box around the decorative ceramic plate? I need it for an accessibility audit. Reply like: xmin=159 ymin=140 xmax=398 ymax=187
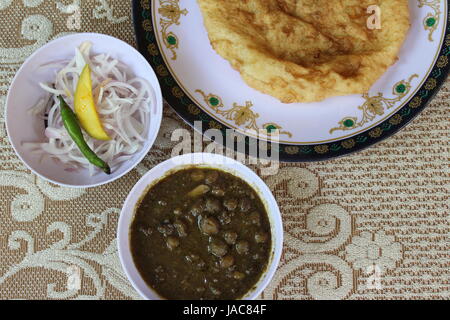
xmin=133 ymin=0 xmax=449 ymax=161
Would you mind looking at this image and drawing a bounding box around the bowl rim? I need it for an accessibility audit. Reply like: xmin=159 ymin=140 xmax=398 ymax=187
xmin=117 ymin=153 xmax=284 ymax=300
xmin=5 ymin=32 xmax=163 ymax=188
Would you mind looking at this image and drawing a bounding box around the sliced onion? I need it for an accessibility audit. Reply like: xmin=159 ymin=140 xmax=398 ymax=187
xmin=45 ymin=127 xmax=66 ymax=139
xmin=26 ymin=41 xmax=153 ymax=176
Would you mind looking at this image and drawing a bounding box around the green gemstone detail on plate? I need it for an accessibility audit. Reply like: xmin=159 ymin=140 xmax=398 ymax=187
xmin=418 ymin=0 xmax=441 ymax=41
xmin=209 ymin=97 xmax=220 ymax=106
xmin=196 ymin=90 xmax=293 ymax=138
xmin=266 ymin=124 xmax=278 ymax=133
xmin=426 ymin=17 xmax=436 ymax=27
xmin=343 ymin=119 xmax=355 ymax=128
xmin=158 ymin=1 xmax=188 ymax=60
xmin=396 ymin=84 xmax=406 ymax=93
xmin=167 ymin=35 xmax=177 ymax=45
xmin=330 ymin=74 xmax=418 ymax=134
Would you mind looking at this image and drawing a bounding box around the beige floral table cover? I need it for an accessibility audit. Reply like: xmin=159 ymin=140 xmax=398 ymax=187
xmin=0 ymin=0 xmax=449 ymax=300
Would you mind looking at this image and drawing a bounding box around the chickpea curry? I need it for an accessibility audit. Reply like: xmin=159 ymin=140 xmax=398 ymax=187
xmin=130 ymin=167 xmax=272 ymax=300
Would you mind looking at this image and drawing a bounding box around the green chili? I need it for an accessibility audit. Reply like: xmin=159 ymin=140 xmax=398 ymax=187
xmin=57 ymin=96 xmax=111 ymax=175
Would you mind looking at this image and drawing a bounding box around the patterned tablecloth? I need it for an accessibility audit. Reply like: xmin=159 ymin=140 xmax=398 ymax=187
xmin=0 ymin=1 xmax=449 ymax=300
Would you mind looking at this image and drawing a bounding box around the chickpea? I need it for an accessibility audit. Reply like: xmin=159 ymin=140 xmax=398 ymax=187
xmin=239 ymin=198 xmax=251 ymax=212
xmin=198 ymin=216 xmax=220 ymax=235
xmin=190 ymin=170 xmax=205 ymax=182
xmin=218 ymin=213 xmax=231 ymax=225
xmin=205 ymin=171 xmax=219 ymax=184
xmin=205 ymin=198 xmax=221 ymax=213
xmin=174 ymin=219 xmax=188 ymax=237
xmin=248 ymin=211 xmax=260 ymax=226
xmin=211 ymin=187 xmax=225 ymax=197
xmin=189 ymin=199 xmax=205 ymax=216
xmin=157 ymin=223 xmax=174 ymax=236
xmin=235 ymin=240 xmax=250 ymax=255
xmin=255 ymin=232 xmax=269 ymax=243
xmin=223 ymin=231 xmax=238 ymax=245
xmin=233 ymin=271 xmax=245 ymax=280
xmin=220 ymin=255 xmax=235 ymax=268
xmin=208 ymin=238 xmax=228 ymax=257
xmin=166 ymin=236 xmax=180 ymax=250
xmin=223 ymin=198 xmax=238 ymax=211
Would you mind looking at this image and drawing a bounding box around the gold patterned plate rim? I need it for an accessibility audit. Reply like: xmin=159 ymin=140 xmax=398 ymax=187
xmin=132 ymin=0 xmax=450 ymax=162
xmin=151 ymin=0 xmax=446 ymax=144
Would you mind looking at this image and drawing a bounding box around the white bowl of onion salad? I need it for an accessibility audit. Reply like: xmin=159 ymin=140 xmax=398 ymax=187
xmin=6 ymin=33 xmax=163 ymax=188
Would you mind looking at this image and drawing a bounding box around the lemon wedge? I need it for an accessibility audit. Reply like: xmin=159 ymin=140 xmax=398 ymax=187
xmin=74 ymin=64 xmax=111 ymax=141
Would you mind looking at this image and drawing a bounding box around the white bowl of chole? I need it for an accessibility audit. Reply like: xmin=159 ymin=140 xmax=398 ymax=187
xmin=118 ymin=153 xmax=283 ymax=300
